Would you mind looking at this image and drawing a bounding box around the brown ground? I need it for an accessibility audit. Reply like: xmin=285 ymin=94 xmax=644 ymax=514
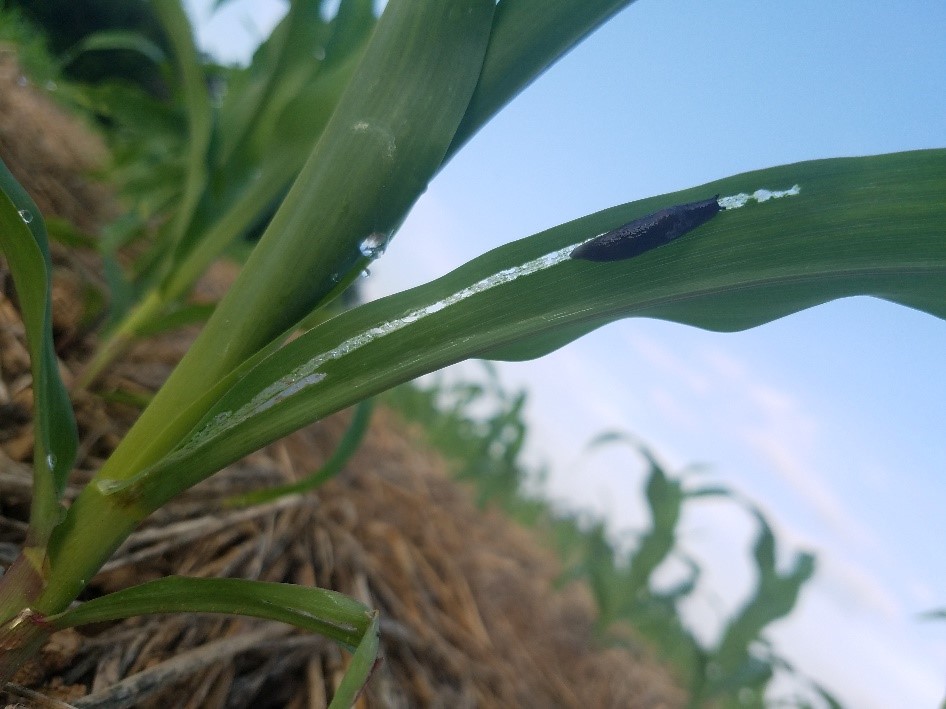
xmin=0 ymin=52 xmax=686 ymax=708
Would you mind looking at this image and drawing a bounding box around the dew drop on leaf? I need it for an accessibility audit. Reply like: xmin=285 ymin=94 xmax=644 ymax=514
xmin=18 ymin=209 xmax=33 ymax=224
xmin=358 ymin=232 xmax=389 ymax=259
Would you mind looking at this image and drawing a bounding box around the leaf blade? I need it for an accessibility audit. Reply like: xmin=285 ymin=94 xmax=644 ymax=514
xmin=0 ymin=160 xmax=78 ymax=541
xmin=47 ymin=576 xmax=374 ymax=651
xmin=106 ymin=149 xmax=946 ymax=509
xmin=449 ymin=0 xmax=638 ymax=156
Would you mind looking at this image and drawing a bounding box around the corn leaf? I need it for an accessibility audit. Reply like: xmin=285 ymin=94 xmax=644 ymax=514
xmin=93 ymin=0 xmax=496 ymax=488
xmin=46 ymin=576 xmax=379 ymax=708
xmin=225 ymin=398 xmax=375 ymax=507
xmin=101 ymin=149 xmax=946 ymax=508
xmin=449 ymin=0 xmax=637 ymax=156
xmin=0 ymin=161 xmax=77 ymax=540
xmin=58 ymin=30 xmax=168 ymax=68
xmin=152 ymin=0 xmax=213 ymax=273
xmin=708 ymin=509 xmax=816 ymax=694
xmin=46 ymin=575 xmax=373 ymax=650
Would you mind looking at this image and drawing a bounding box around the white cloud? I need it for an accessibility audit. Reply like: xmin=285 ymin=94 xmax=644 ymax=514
xmin=621 ymin=330 xmax=712 ymax=395
xmin=697 ymin=345 xmax=883 ymax=552
xmin=738 ymin=426 xmax=879 ymax=549
xmin=817 ymin=555 xmax=904 ymax=621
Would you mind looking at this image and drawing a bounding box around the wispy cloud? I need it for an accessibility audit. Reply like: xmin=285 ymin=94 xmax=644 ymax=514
xmin=817 ymin=555 xmax=903 ymax=620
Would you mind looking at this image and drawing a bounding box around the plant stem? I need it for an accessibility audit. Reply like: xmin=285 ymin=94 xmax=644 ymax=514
xmin=0 ymin=553 xmax=46 ymax=622
xmin=36 ymin=487 xmax=143 ymax=615
xmin=77 ymin=290 xmax=165 ymax=389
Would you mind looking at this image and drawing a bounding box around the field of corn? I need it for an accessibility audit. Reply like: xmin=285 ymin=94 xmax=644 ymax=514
xmin=0 ymin=1 xmax=944 ymax=707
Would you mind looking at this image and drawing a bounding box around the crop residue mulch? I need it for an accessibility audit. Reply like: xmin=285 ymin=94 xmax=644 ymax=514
xmin=0 ymin=55 xmax=686 ymax=708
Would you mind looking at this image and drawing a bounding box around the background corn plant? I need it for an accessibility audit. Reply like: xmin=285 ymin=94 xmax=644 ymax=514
xmin=386 ymin=375 xmax=841 ymax=707
xmin=0 ymin=0 xmax=944 ymax=702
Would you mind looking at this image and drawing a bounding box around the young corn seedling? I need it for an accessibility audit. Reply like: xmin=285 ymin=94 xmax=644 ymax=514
xmin=1 ymin=0 xmax=944 ymax=702
xmin=557 ymin=433 xmax=838 ymax=706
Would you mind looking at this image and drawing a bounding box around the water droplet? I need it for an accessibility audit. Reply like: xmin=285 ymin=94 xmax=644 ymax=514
xmin=44 ymin=80 xmax=57 ymax=92
xmin=16 ymin=75 xmax=28 ymax=87
xmin=358 ymin=232 xmax=389 ymax=259
xmin=45 ymin=453 xmax=57 ymax=470
xmin=18 ymin=209 xmax=33 ymax=224
xmin=360 ymin=268 xmax=371 ymax=279
xmin=313 ymin=46 xmax=326 ymax=61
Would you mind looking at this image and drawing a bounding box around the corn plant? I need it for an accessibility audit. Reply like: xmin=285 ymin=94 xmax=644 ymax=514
xmin=1 ymin=0 xmax=944 ymax=702
xmin=560 ymin=435 xmax=829 ymax=706
xmin=388 ymin=376 xmax=840 ymax=706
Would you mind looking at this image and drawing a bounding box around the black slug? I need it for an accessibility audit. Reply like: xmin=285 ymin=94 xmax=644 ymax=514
xmin=570 ymin=195 xmax=723 ymax=262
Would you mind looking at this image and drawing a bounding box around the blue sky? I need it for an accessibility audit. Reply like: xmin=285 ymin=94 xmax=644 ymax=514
xmin=185 ymin=1 xmax=946 ymax=705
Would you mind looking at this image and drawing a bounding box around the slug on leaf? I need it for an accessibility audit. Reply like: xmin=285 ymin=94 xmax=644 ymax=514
xmin=571 ymin=196 xmax=723 ymax=262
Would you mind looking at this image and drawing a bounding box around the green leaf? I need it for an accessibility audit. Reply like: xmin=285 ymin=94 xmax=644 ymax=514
xmin=213 ymin=0 xmax=332 ymax=170
xmin=225 ymin=398 xmax=375 ymax=507
xmin=158 ymin=53 xmax=363 ymax=306
xmin=59 ymin=30 xmax=168 ymax=68
xmin=46 ymin=576 xmax=374 ymax=652
xmin=0 ymin=160 xmax=78 ymax=542
xmin=106 ymin=149 xmax=946 ymax=509
xmin=449 ymin=0 xmax=637 ymax=156
xmin=87 ymin=0 xmax=497 ymax=490
xmin=133 ymin=301 xmax=217 ymax=338
xmin=184 ymin=0 xmax=496 ymax=372
xmin=152 ymin=0 xmax=213 ymax=275
xmin=47 ymin=576 xmax=380 ymax=707
xmin=331 ymin=609 xmax=380 ymax=709
xmin=709 ymin=508 xmax=816 ymax=689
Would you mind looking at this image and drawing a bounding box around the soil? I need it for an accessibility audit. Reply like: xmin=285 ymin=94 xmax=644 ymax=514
xmin=0 ymin=53 xmax=686 ymax=708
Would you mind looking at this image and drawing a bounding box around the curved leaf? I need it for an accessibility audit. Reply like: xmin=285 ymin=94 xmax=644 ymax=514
xmin=225 ymin=398 xmax=375 ymax=507
xmin=449 ymin=0 xmax=637 ymax=157
xmin=46 ymin=576 xmax=373 ymax=650
xmin=152 ymin=0 xmax=213 ymax=273
xmin=46 ymin=576 xmax=379 ymax=708
xmin=59 ymin=30 xmax=168 ymax=68
xmin=100 ymin=149 xmax=946 ymax=508
xmin=0 ymin=160 xmax=77 ymax=542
